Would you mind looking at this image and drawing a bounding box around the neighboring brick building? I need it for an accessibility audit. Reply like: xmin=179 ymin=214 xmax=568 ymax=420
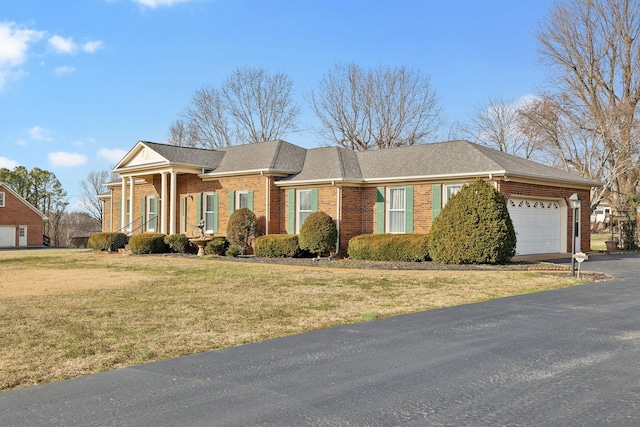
xmin=101 ymin=140 xmax=599 ymax=256
xmin=0 ymin=182 xmax=48 ymax=247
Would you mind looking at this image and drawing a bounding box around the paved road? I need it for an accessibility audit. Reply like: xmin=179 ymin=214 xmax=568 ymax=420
xmin=2 ymin=254 xmax=640 ymax=426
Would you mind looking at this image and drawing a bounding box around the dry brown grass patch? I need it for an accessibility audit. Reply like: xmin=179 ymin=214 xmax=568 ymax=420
xmin=0 ymin=249 xmax=589 ymax=391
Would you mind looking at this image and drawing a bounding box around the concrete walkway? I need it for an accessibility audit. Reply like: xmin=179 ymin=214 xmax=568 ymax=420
xmin=1 ymin=254 xmax=639 ymax=426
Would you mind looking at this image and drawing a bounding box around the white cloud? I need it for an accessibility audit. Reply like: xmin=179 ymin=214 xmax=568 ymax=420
xmin=0 ymin=156 xmax=18 ymax=169
xmin=83 ymin=40 xmax=104 ymax=53
xmin=28 ymin=125 xmax=53 ymax=141
xmin=0 ymin=22 xmax=44 ymax=90
xmin=98 ymin=148 xmax=127 ymax=163
xmin=54 ymin=65 xmax=76 ymax=76
xmin=48 ymin=151 xmax=87 ymax=167
xmin=48 ymin=35 xmax=77 ymax=54
xmin=16 ymin=139 xmax=27 ymax=146
xmin=133 ymin=0 xmax=192 ymax=8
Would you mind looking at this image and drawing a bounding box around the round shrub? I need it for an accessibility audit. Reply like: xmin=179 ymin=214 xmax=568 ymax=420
xmin=128 ymin=233 xmax=169 ymax=254
xmin=226 ymin=208 xmax=257 ymax=255
xmin=204 ymin=237 xmax=229 ymax=256
xmin=299 ymin=211 xmax=338 ymax=256
xmin=88 ymin=232 xmax=127 ymax=251
xmin=164 ymin=234 xmax=190 ymax=254
xmin=225 ymin=245 xmax=241 ymax=257
xmin=254 ymin=234 xmax=302 ymax=258
xmin=428 ymin=179 xmax=516 ymax=264
xmin=348 ymin=234 xmax=430 ymax=262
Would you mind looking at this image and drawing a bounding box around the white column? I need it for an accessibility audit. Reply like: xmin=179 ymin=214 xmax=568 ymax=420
xmin=121 ymin=178 xmax=127 ymax=230
xmin=129 ymin=176 xmax=135 ymax=232
xmin=160 ymin=172 xmax=168 ymax=234
xmin=169 ymin=171 xmax=177 ymax=234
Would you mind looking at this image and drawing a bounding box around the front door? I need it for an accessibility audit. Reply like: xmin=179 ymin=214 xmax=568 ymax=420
xmin=18 ymin=225 xmax=27 ymax=246
xmin=179 ymin=195 xmax=188 ymax=234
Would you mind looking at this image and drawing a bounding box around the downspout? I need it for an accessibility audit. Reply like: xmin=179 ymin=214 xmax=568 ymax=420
xmin=263 ymin=172 xmax=269 ymax=235
xmin=335 ymin=183 xmax=341 ymax=256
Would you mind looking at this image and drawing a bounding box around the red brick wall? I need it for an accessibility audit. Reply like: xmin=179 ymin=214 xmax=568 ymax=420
xmin=1 ymin=190 xmax=45 ymax=246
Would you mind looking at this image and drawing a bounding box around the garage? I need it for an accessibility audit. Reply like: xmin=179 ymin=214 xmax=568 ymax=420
xmin=0 ymin=226 xmax=15 ymax=247
xmin=507 ymin=198 xmax=564 ymax=255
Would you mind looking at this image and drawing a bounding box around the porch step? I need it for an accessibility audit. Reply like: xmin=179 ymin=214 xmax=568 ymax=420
xmin=118 ymin=244 xmax=132 ymax=256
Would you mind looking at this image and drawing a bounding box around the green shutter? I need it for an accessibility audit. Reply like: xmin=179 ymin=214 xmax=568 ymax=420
xmin=196 ymin=193 xmax=202 ymax=224
xmin=376 ymin=187 xmax=385 ymax=234
xmin=213 ymin=193 xmax=219 ymax=233
xmin=405 ymin=186 xmax=414 ymax=233
xmin=432 ymin=184 xmax=441 ymax=219
xmin=141 ymin=197 xmax=146 ymax=232
xmin=247 ymin=191 xmax=254 ymax=211
xmin=311 ymin=188 xmax=319 ymax=212
xmin=228 ymin=192 xmax=235 ymax=216
xmin=150 ymin=197 xmax=158 ymax=231
xmin=287 ymin=189 xmax=295 ymax=234
xmin=120 ymin=198 xmax=124 ymax=229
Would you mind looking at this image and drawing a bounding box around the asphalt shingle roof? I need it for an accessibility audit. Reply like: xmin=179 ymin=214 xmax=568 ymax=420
xmin=128 ymin=139 xmax=599 ymax=187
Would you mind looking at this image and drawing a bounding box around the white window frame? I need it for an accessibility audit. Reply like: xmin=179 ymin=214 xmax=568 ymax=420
xmin=443 ymin=183 xmax=464 ymax=206
xmin=146 ymin=196 xmax=158 ymax=232
xmin=236 ymin=190 xmax=249 ymax=210
xmin=296 ymin=189 xmax=313 ymax=233
xmin=0 ymin=192 xmax=4 ymax=207
xmin=386 ymin=187 xmax=406 ymax=234
xmin=204 ymin=192 xmax=216 ymax=233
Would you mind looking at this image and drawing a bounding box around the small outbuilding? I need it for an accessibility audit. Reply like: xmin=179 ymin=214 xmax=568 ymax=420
xmin=0 ymin=182 xmax=49 ymax=247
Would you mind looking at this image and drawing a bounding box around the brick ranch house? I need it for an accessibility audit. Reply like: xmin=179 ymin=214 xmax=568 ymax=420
xmin=100 ymin=139 xmax=599 ymax=256
xmin=0 ymin=182 xmax=49 ymax=247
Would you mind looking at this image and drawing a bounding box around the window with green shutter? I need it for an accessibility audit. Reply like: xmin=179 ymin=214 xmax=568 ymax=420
xmin=432 ymin=184 xmax=442 ymax=219
xmin=376 ymin=187 xmax=385 ymax=234
xmin=287 ymin=189 xmax=295 ymax=234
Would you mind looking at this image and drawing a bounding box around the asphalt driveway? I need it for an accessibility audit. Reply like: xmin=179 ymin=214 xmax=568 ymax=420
xmin=1 ymin=254 xmax=639 ymax=426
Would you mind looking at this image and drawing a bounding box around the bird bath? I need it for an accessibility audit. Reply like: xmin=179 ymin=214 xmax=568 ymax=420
xmin=190 ymin=219 xmax=211 ymax=256
xmin=189 ymin=237 xmax=212 ymax=256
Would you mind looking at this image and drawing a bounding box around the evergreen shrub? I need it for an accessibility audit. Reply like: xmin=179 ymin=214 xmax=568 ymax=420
xmin=298 ymin=211 xmax=338 ymax=256
xmin=87 ymin=232 xmax=127 ymax=251
xmin=204 ymin=237 xmax=228 ymax=256
xmin=254 ymin=234 xmax=302 ymax=258
xmin=226 ymin=208 xmax=257 ymax=255
xmin=128 ymin=233 xmax=169 ymax=254
xmin=348 ymin=233 xmax=430 ymax=262
xmin=428 ymin=179 xmax=516 ymax=264
xmin=164 ymin=234 xmax=190 ymax=254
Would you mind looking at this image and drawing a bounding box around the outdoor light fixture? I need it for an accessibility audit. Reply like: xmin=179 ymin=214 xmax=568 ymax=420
xmin=569 ymin=193 xmax=581 ymax=277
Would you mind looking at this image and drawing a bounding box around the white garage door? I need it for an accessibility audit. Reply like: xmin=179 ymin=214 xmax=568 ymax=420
xmin=0 ymin=226 xmax=15 ymax=247
xmin=507 ymin=198 xmax=562 ymax=255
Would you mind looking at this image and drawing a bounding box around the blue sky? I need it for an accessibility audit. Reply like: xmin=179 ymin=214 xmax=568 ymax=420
xmin=1 ymin=0 xmax=553 ymax=209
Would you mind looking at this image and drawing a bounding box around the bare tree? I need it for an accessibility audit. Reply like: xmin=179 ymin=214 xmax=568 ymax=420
xmin=223 ymin=67 xmax=299 ymax=143
xmin=169 ymin=67 xmax=299 ymax=148
xmin=536 ymin=0 xmax=640 ymax=212
xmin=309 ymin=63 xmax=444 ymax=150
xmin=469 ymin=97 xmax=539 ymax=159
xmin=166 ymin=119 xmax=199 ymax=147
xmin=80 ymin=170 xmax=113 ymax=224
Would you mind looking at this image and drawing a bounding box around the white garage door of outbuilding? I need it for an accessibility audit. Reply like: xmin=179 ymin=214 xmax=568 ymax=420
xmin=507 ymin=198 xmax=564 ymax=255
xmin=0 ymin=226 xmax=15 ymax=247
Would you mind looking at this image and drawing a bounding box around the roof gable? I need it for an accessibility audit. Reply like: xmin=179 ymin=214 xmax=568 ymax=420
xmin=114 ymin=141 xmax=224 ymax=171
xmin=0 ymin=182 xmax=48 ymax=220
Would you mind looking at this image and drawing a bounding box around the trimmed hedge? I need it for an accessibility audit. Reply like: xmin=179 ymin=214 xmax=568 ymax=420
xmin=348 ymin=234 xmax=430 ymax=262
xmin=226 ymin=208 xmax=257 ymax=255
xmin=128 ymin=233 xmax=169 ymax=254
xmin=204 ymin=237 xmax=229 ymax=256
xmin=299 ymin=211 xmax=338 ymax=256
xmin=428 ymin=179 xmax=516 ymax=264
xmin=254 ymin=234 xmax=302 ymax=258
xmin=164 ymin=234 xmax=191 ymax=254
xmin=87 ymin=232 xmax=127 ymax=251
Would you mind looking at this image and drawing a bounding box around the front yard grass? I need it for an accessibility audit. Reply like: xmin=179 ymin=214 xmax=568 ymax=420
xmin=0 ymin=249 xmax=591 ymax=391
